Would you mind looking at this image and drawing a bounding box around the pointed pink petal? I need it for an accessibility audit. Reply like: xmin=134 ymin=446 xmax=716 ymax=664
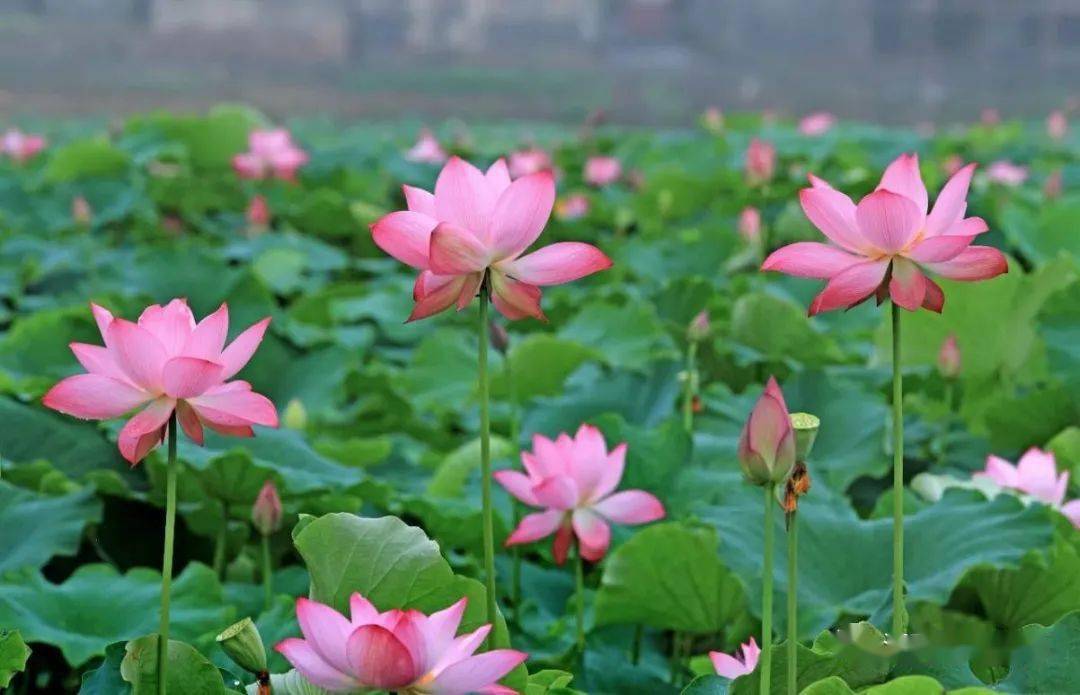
xmin=488 ymin=170 xmax=556 ymax=260
xmin=572 ymin=509 xmax=611 ymax=562
xmin=389 ymin=611 xmax=430 ymax=674
xmin=493 ymin=470 xmax=540 ymax=505
xmin=183 ymin=304 xmax=229 ymax=361
xmin=176 ymin=401 xmax=204 ymax=445
xmin=940 ymin=217 xmax=989 ymax=237
xmin=505 ymin=509 xmax=564 ymax=546
xmin=349 ymin=593 xmax=379 ymax=626
xmin=532 ymin=476 xmax=580 ymax=510
xmin=921 ymin=246 xmax=1008 ymax=281
xmin=485 ymin=159 xmax=512 ymax=195
xmin=403 ymin=185 xmax=437 ymax=217
xmin=526 ymin=435 xmax=566 ymax=478
xmin=90 ymin=303 xmax=114 ymax=342
xmin=162 ymin=357 xmax=224 ymax=399
xmin=590 ymin=443 xmax=627 ymax=501
xmin=926 ymin=163 xmax=976 ymax=236
xmin=117 ymin=398 xmax=175 ymax=464
xmin=434 ymin=157 xmax=497 ymax=240
xmin=70 ymin=342 xmax=127 ymax=381
xmin=456 ymin=272 xmax=483 ymax=311
xmin=275 ymin=638 xmax=359 ymax=691
xmin=372 ymin=211 xmax=439 ymax=269
xmin=498 ymin=242 xmax=611 ymax=286
xmin=979 ymin=455 xmax=1021 ymax=488
xmin=905 ymin=235 xmax=976 ymax=263
xmin=568 ymin=423 xmax=609 ymax=500
xmin=798 ymin=186 xmax=867 ymax=253
xmin=430 ymin=624 xmax=491 ymax=676
xmin=108 ymin=319 xmax=168 ymax=392
xmin=219 ymin=317 xmax=271 ymax=380
xmin=710 ymin=651 xmax=752 ymax=679
xmin=1061 ymin=500 xmax=1080 ymax=529
xmin=428 ymin=223 xmax=491 ymax=275
xmin=408 ymin=275 xmax=467 ymax=322
xmin=808 ymin=259 xmax=889 ymax=315
xmin=423 ymin=598 xmax=468 ymax=667
xmin=296 ymin=597 xmax=355 ymax=673
xmin=877 ymin=153 xmax=928 ymax=214
xmin=745 ymin=393 xmax=792 ymax=463
xmin=742 ymin=637 xmax=761 ymax=668
xmin=922 ymin=277 xmax=945 ymax=313
xmin=43 ymin=374 xmax=151 ymax=420
xmin=763 ymin=376 xmax=789 ymax=412
xmin=490 ymin=272 xmax=545 ymax=321
xmin=138 ymin=299 xmax=195 ymax=355
xmin=1016 ymin=448 xmax=1065 ymax=506
xmin=855 ymin=190 xmax=923 ymax=254
xmin=232 ymin=153 xmax=265 ymax=179
xmin=345 ymin=624 xmax=417 ymax=690
xmin=888 ymin=258 xmax=927 ymax=311
xmin=187 ymin=384 xmax=278 ymax=428
xmin=429 ymin=650 xmax=528 ymax=695
xmin=761 ymin=242 xmax=863 ymax=279
xmin=594 ymin=490 xmax=666 ymax=525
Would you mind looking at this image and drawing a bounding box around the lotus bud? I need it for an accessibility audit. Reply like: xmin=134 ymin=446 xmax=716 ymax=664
xmin=251 ymin=481 xmax=282 ymax=537
xmin=282 ymin=398 xmax=307 ymax=430
xmin=1045 ymin=168 xmax=1063 ymax=199
xmin=737 ymin=377 xmax=797 ymax=486
xmin=217 ymin=617 xmax=268 ymax=674
xmin=745 ymin=138 xmax=776 ymax=184
xmin=489 ymin=320 xmax=510 ymax=354
xmin=738 ymin=206 xmax=762 ymax=245
xmin=790 ymin=412 xmax=820 ymax=461
xmin=72 ymin=196 xmax=93 ymax=227
xmin=687 ymin=311 xmax=710 ymax=342
xmin=937 ymin=335 xmax=961 ymax=380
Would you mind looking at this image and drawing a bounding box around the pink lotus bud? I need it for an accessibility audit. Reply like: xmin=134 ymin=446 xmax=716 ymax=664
xmin=738 ymin=206 xmax=762 ymax=244
xmin=246 ymin=195 xmax=270 ymax=227
xmin=252 ymin=480 xmax=282 ymax=536
xmin=404 ymin=128 xmax=448 ymax=165
xmin=798 ymin=112 xmax=835 ymax=137
xmin=702 ymin=107 xmax=725 ymax=133
xmin=938 ymin=335 xmax=961 ymax=379
xmin=687 ymin=311 xmax=710 ymax=342
xmin=1045 ymin=169 xmax=1063 ymax=199
xmin=737 ymin=377 xmax=796 ymax=486
xmin=745 ymin=138 xmax=776 ymax=184
xmin=72 ymin=196 xmax=93 ymax=226
xmin=987 ymin=160 xmax=1028 ymax=187
xmin=584 ymin=155 xmax=622 ymax=187
xmin=555 ymin=193 xmax=589 ymax=221
xmin=1048 ymin=110 xmax=1068 ymax=140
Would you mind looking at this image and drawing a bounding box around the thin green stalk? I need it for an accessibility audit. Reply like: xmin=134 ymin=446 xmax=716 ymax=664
xmin=574 ymin=549 xmax=585 ymax=654
xmin=631 ymin=624 xmax=643 ymax=665
xmin=506 ymin=356 xmax=523 ymax=612
xmin=682 ymin=340 xmax=698 ymax=432
xmin=891 ymin=303 xmax=906 ymax=637
xmin=213 ymin=500 xmax=227 ymax=580
xmin=944 ymin=380 xmax=955 ymax=414
xmin=761 ymin=484 xmax=775 ymax=695
xmin=478 ymin=279 xmax=497 ymax=643
xmin=158 ymin=412 xmax=178 ymax=695
xmin=787 ymin=512 xmax=798 ymax=695
xmin=669 ymin=632 xmax=681 ymax=684
xmin=261 ymin=534 xmax=273 ymax=610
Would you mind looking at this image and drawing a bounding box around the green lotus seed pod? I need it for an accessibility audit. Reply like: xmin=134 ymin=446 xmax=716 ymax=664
xmin=216 ymin=617 xmax=267 ymax=674
xmin=790 ymin=412 xmax=820 ymax=461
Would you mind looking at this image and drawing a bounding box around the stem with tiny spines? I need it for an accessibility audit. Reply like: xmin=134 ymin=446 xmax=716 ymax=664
xmin=891 ymin=302 xmax=907 ymax=637
xmin=478 ymin=278 xmax=497 ymax=645
xmin=158 ymin=412 xmax=178 ymax=695
xmin=761 ymin=483 xmax=775 ymax=695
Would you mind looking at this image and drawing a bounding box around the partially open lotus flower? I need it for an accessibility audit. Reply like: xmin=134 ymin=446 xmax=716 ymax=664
xmin=762 ymin=153 xmax=1008 ymax=315
xmin=975 ymin=448 xmax=1080 ymax=528
xmin=986 ymin=160 xmax=1028 ymax=187
xmin=277 ymin=595 xmax=527 ymax=694
xmin=405 ymin=128 xmax=449 ymax=165
xmin=738 ymin=377 xmax=796 ymax=486
xmin=233 ymin=128 xmax=309 ymax=181
xmin=584 ymin=156 xmax=622 ymax=187
xmin=709 ymin=637 xmax=760 ymax=679
xmin=1 ymin=128 xmax=46 ymax=163
xmin=745 ymin=138 xmax=776 ymax=184
xmin=495 ymin=424 xmax=665 ymax=564
xmin=370 ymin=156 xmax=611 ymax=321
xmin=43 ymin=299 xmax=277 ymax=464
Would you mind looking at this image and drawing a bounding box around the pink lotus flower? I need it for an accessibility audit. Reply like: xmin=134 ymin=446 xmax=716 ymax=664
xmin=508 ymin=148 xmax=553 ymax=179
xmin=745 ymin=138 xmax=776 ymax=184
xmin=370 ymin=156 xmax=611 ymax=321
xmin=1045 ymin=169 xmax=1063 ymax=199
xmin=975 ymin=448 xmax=1080 ymax=527
xmin=1 ymin=129 xmax=46 ymax=163
xmin=738 ymin=206 xmax=762 ymax=245
xmin=688 ymin=310 xmax=710 ymax=342
xmin=252 ymin=480 xmax=283 ymax=535
xmin=1047 ymin=110 xmax=1068 ymax=140
xmin=406 ymin=128 xmax=449 ymax=165
xmin=798 ymin=112 xmax=836 ymax=136
xmin=277 ymin=595 xmax=526 ymax=694
xmin=72 ymin=196 xmax=93 ymax=226
xmin=555 ymin=193 xmax=589 ymax=221
xmin=986 ymin=160 xmax=1028 ymax=187
xmin=710 ymin=638 xmax=760 ymax=679
xmin=584 ymin=156 xmax=622 ymax=187
xmin=762 ymin=153 xmax=1008 ymax=315
xmin=233 ymin=128 xmax=308 ymax=181
xmin=43 ymin=299 xmax=278 ymax=464
xmin=496 ymin=424 xmax=665 ymax=564
xmin=738 ymin=377 xmax=796 ymax=486
xmin=246 ymin=194 xmax=270 ymax=227
xmin=937 ymin=334 xmax=961 ymax=379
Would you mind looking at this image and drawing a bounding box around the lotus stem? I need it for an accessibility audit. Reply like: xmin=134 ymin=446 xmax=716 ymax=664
xmin=262 ymin=534 xmax=273 ymax=610
xmin=631 ymin=624 xmax=643 ymax=664
xmin=478 ymin=278 xmax=497 ymax=642
xmin=575 ymin=548 xmax=585 ymax=654
xmin=213 ymin=500 xmax=227 ymax=580
xmin=506 ymin=356 xmax=522 ymax=613
xmin=761 ymin=483 xmax=775 ymax=695
xmin=891 ymin=302 xmax=907 ymax=637
xmin=682 ymin=340 xmax=698 ymax=433
xmin=158 ymin=411 xmax=178 ymax=695
xmin=787 ymin=511 xmax=798 ymax=695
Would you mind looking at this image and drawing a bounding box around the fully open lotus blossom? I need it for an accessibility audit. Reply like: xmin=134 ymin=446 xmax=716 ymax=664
xmin=277 ymin=595 xmax=527 ymax=694
xmin=798 ymin=112 xmax=836 ymax=136
xmin=1047 ymin=110 xmax=1068 ymax=140
xmin=370 ymin=156 xmax=611 ymax=321
xmin=762 ymin=153 xmax=1008 ymax=315
xmin=495 ymin=424 xmax=665 ymax=564
xmin=584 ymin=155 xmax=622 ymax=187
xmin=508 ymin=147 xmax=552 ymax=179
xmin=975 ymin=449 xmax=1080 ymax=527
xmin=738 ymin=377 xmax=796 ymax=486
xmin=745 ymin=138 xmax=776 ymax=183
xmin=233 ymin=128 xmax=309 ymax=181
xmin=937 ymin=334 xmax=961 ymax=379
xmin=986 ymin=160 xmax=1028 ymax=187
xmin=555 ymin=193 xmax=589 ymax=221
xmin=738 ymin=206 xmax=762 ymax=245
xmin=406 ymin=128 xmax=449 ymax=164
xmin=710 ymin=638 xmax=760 ymax=680
xmin=43 ymin=299 xmax=278 ymax=464
xmin=1 ymin=128 xmax=46 ymax=163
